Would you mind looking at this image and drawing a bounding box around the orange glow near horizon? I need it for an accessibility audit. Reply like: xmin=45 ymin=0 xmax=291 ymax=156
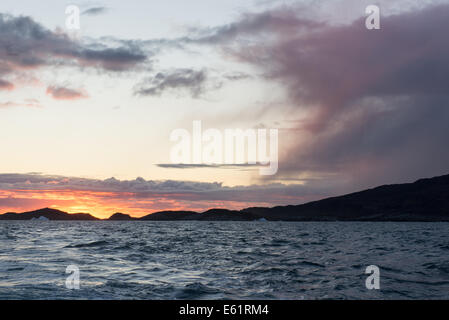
xmin=0 ymin=189 xmax=278 ymax=219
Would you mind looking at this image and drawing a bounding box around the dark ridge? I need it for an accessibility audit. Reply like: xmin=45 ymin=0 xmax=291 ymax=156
xmin=197 ymin=209 xmax=258 ymax=221
xmin=242 ymin=173 xmax=449 ymax=221
xmin=139 ymin=209 xmax=258 ymax=221
xmin=0 ymin=207 xmax=98 ymax=220
xmin=107 ymin=212 xmax=136 ymax=221
xmin=1 ymin=173 xmax=449 ymax=221
xmin=140 ymin=211 xmax=199 ymax=220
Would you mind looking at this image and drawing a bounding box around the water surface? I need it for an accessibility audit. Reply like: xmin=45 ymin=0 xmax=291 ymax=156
xmin=1 ymin=221 xmax=448 ymax=299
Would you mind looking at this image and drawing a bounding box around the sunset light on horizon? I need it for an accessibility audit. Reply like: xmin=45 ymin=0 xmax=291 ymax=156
xmin=1 ymin=0 xmax=449 ymax=217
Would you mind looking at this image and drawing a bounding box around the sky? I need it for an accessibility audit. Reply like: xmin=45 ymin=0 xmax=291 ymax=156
xmin=0 ymin=0 xmax=448 ymax=218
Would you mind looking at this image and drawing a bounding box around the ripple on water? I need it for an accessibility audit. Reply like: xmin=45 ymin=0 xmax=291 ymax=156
xmin=1 ymin=221 xmax=449 ymax=299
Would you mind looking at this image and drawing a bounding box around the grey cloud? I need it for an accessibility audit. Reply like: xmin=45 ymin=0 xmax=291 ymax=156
xmin=134 ymin=68 xmax=210 ymax=98
xmin=189 ymin=7 xmax=324 ymax=45
xmin=0 ymin=173 xmax=331 ymax=205
xmin=185 ymin=3 xmax=449 ymax=190
xmin=133 ymin=68 xmax=251 ymax=98
xmin=156 ymin=163 xmax=261 ymax=169
xmin=0 ymin=13 xmax=149 ymax=85
xmin=82 ymin=7 xmax=109 ymax=16
xmin=73 ymin=47 xmax=147 ymax=71
xmin=222 ymin=71 xmax=252 ymax=81
xmin=0 ymin=173 xmax=222 ymax=193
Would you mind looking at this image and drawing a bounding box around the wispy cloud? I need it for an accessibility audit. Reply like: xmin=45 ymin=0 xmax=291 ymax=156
xmin=0 ymin=99 xmax=41 ymax=108
xmin=156 ymin=163 xmax=262 ymax=169
xmin=82 ymin=7 xmax=109 ymax=16
xmin=134 ymin=68 xmax=211 ymax=98
xmin=46 ymin=86 xmax=88 ymax=100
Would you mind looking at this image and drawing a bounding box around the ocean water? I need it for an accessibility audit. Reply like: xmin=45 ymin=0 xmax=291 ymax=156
xmin=1 ymin=221 xmax=449 ymax=300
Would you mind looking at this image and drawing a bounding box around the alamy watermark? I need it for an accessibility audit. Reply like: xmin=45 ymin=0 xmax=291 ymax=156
xmin=365 ymin=265 xmax=380 ymax=290
xmin=169 ymin=121 xmax=278 ymax=175
xmin=65 ymin=265 xmax=80 ymax=290
xmin=365 ymin=5 xmax=381 ymax=30
xmin=65 ymin=5 xmax=80 ymax=30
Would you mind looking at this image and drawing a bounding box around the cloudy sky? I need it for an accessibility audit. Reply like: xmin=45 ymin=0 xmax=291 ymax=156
xmin=0 ymin=0 xmax=448 ymax=218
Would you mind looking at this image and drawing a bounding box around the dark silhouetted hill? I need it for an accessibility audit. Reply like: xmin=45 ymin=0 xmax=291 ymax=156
xmin=107 ymin=212 xmax=136 ymax=220
xmin=243 ymin=174 xmax=449 ymax=221
xmin=139 ymin=211 xmax=198 ymax=220
xmin=1 ymin=174 xmax=449 ymax=221
xmin=140 ymin=209 xmax=258 ymax=221
xmin=0 ymin=208 xmax=98 ymax=220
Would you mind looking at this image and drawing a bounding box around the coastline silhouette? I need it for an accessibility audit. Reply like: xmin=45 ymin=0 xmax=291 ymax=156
xmin=2 ymin=173 xmax=448 ymax=222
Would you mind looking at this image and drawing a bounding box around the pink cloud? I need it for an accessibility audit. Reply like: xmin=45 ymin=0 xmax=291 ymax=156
xmin=46 ymin=86 xmax=88 ymax=100
xmin=0 ymin=79 xmax=14 ymax=90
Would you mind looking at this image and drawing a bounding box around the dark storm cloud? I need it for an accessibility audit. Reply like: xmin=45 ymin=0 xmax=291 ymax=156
xmin=187 ymin=3 xmax=449 ymax=188
xmin=204 ymin=4 xmax=449 ymax=122
xmin=279 ymin=96 xmax=449 ymax=190
xmin=134 ymin=68 xmax=210 ymax=98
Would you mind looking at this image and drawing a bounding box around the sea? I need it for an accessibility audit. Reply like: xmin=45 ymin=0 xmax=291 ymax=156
xmin=1 ymin=221 xmax=449 ymax=299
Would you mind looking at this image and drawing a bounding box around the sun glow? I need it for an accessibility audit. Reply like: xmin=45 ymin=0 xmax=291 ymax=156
xmin=0 ymin=188 xmax=276 ymax=219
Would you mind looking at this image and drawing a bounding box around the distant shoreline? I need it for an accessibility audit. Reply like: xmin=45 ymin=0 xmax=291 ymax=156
xmin=1 ymin=173 xmax=449 ymax=222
